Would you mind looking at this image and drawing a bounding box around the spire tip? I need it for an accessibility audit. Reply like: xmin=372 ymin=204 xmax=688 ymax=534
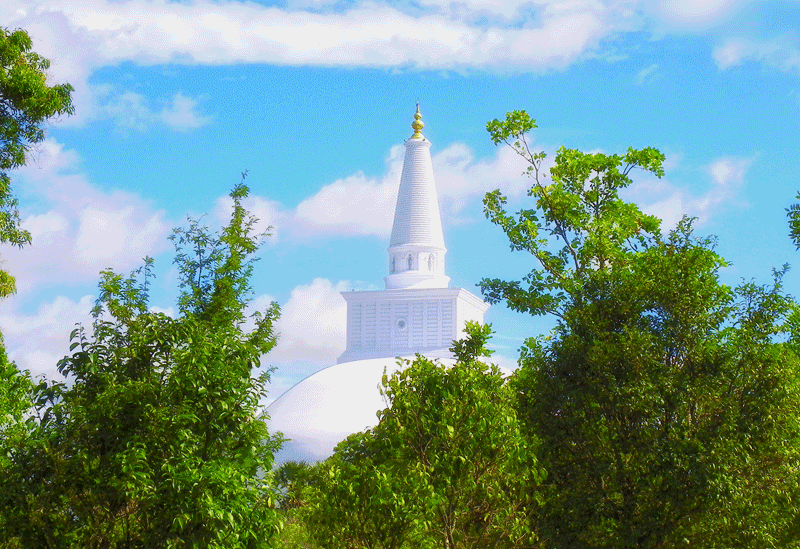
xmin=411 ymin=103 xmax=424 ymax=139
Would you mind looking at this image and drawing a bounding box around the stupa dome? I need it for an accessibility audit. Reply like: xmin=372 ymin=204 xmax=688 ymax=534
xmin=268 ymin=356 xmax=450 ymax=463
xmin=266 ymin=356 xmax=511 ymax=464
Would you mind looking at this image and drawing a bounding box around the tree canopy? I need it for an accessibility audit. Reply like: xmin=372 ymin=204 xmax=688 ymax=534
xmin=299 ymin=322 xmax=542 ymax=549
xmin=0 ymin=180 xmax=284 ymax=548
xmin=484 ymin=111 xmax=800 ymax=548
xmin=482 ymin=110 xmax=664 ymax=319
xmin=0 ymin=29 xmax=76 ymax=546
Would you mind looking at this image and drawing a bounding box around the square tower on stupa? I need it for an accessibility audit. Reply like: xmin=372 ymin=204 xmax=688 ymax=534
xmin=337 ymin=105 xmax=489 ymax=363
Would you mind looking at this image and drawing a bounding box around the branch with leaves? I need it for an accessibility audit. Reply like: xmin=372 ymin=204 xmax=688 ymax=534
xmin=482 ymin=110 xmax=664 ymax=319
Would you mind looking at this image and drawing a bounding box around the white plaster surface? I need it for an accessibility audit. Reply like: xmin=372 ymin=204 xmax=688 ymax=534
xmin=266 ymin=356 xmax=424 ymax=464
xmin=266 ymin=356 xmax=511 ymax=465
xmin=389 ymin=137 xmax=445 ymax=250
xmin=338 ymin=287 xmax=489 ymax=363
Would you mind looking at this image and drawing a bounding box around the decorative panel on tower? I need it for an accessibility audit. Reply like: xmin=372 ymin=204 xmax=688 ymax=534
xmin=349 ymin=302 xmax=362 ymax=350
xmin=338 ymin=288 xmax=489 ymax=363
xmin=411 ymin=302 xmax=424 ymax=348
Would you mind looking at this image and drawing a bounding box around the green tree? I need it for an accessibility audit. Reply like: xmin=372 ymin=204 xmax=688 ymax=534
xmin=274 ymin=460 xmax=313 ymax=511
xmin=301 ymin=431 xmax=429 ymax=549
xmin=482 ymin=110 xmax=664 ymax=319
xmin=0 ymin=27 xmax=74 ymax=493
xmin=271 ymin=508 xmax=322 ymax=549
xmin=301 ymin=323 xmax=542 ymax=549
xmin=0 ymin=26 xmax=74 ymax=297
xmin=0 ymin=181 xmax=284 ymax=548
xmin=271 ymin=461 xmax=322 ymax=549
xmin=0 ymin=345 xmax=33 ymax=429
xmin=485 ymin=111 xmax=800 ymax=548
xmin=0 ymin=32 xmax=73 ymax=531
xmin=0 ymin=343 xmax=36 ymax=500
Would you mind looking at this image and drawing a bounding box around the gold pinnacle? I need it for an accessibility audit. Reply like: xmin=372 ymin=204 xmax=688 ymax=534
xmin=411 ymin=102 xmax=424 ymax=138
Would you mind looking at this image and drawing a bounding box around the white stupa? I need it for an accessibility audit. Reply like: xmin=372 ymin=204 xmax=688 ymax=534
xmin=267 ymin=106 xmax=491 ymax=464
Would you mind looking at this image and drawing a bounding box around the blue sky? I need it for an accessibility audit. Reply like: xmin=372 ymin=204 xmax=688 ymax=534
xmin=1 ymin=0 xmax=799 ymax=404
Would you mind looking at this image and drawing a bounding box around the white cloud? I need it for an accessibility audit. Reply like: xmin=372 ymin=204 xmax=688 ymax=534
xmin=713 ymin=39 xmax=750 ymax=69
xmin=43 ymin=0 xmax=614 ymax=69
xmin=488 ymin=352 xmax=520 ymax=374
xmin=3 ymin=0 xmax=616 ymax=70
xmin=635 ymin=63 xmax=659 ymax=85
xmin=634 ymin=155 xmax=753 ymax=229
xmin=2 ymin=0 xmax=772 ymax=131
xmin=293 ymin=168 xmax=402 ymax=239
xmin=654 ymin=0 xmax=745 ymax=25
xmin=270 ymin=278 xmax=349 ymax=364
xmin=0 ymin=12 xmax=209 ymax=131
xmin=640 ymin=192 xmax=679 ymax=229
xmin=9 ymin=9 xmax=103 ymax=128
xmin=1 ymin=140 xmax=171 ymax=293
xmin=708 ymin=156 xmax=750 ymax=187
xmin=148 ymin=305 xmax=175 ymax=317
xmin=0 ymin=294 xmax=95 ymax=383
xmin=0 ymin=278 xmax=340 ymax=387
xmin=22 ymin=211 xmax=69 ymax=242
xmin=414 ymin=0 xmax=535 ymax=19
xmin=0 ymin=139 xmax=169 ymax=382
xmin=285 ymin=0 xmax=343 ymax=9
xmin=713 ymin=37 xmax=800 ymax=73
xmin=98 ymin=90 xmax=211 ymax=131
xmin=160 ymin=92 xmax=212 ymax=132
xmin=19 ymin=138 xmax=81 ymax=180
xmin=74 ymin=205 xmax=165 ymax=268
xmin=0 ymin=0 xmax=652 ymax=129
xmin=433 ymin=142 xmax=534 ymax=212
xmin=101 ymin=90 xmax=153 ymax=130
xmin=0 ymin=277 xmax=346 ymax=391
xmin=283 ymin=138 xmax=749 ymax=243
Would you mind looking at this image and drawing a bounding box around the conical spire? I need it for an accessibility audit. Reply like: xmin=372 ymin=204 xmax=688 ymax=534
xmin=384 ymin=106 xmax=449 ymax=290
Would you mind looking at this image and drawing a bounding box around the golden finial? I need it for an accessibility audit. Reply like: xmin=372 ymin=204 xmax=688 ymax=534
xmin=411 ymin=102 xmax=424 ymax=138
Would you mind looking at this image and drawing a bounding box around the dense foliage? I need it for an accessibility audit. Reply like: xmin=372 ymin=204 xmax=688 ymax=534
xmin=485 ymin=111 xmax=800 ymax=548
xmin=0 ymin=27 xmax=73 ymax=296
xmin=298 ymin=323 xmax=542 ymax=549
xmin=0 ymin=182 xmax=284 ymax=548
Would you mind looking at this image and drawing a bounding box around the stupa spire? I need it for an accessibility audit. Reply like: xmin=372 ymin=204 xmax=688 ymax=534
xmin=384 ymin=105 xmax=449 ymax=290
xmin=335 ymin=106 xmax=488 ymax=366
